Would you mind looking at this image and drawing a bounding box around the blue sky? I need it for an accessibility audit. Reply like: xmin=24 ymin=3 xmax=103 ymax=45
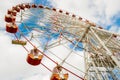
xmin=0 ymin=0 xmax=120 ymax=80
xmin=32 ymin=0 xmax=50 ymax=6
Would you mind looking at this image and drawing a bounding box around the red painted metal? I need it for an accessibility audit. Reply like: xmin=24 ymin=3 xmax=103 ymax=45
xmin=59 ymin=10 xmax=63 ymax=13
xmin=5 ymin=15 xmax=15 ymax=23
xmin=31 ymin=4 xmax=37 ymax=8
xmin=12 ymin=10 xmax=17 ymax=16
xmin=7 ymin=9 xmax=13 ymax=14
xmin=38 ymin=5 xmax=44 ymax=8
xmin=66 ymin=12 xmax=69 ymax=15
xmin=26 ymin=54 xmax=43 ymax=66
xmin=25 ymin=4 xmax=31 ymax=8
xmin=6 ymin=23 xmax=18 ymax=33
xmin=13 ymin=6 xmax=20 ymax=12
xmin=19 ymin=4 xmax=25 ymax=10
xmin=52 ymin=8 xmax=56 ymax=11
xmin=50 ymin=73 xmax=68 ymax=80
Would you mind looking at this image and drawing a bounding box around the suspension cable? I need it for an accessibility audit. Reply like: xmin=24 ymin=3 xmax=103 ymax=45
xmin=41 ymin=63 xmax=52 ymax=72
xmin=13 ymin=5 xmax=86 ymax=79
xmin=47 ymin=49 xmax=86 ymax=74
xmin=18 ymin=30 xmax=84 ymax=80
xmin=60 ymin=34 xmax=83 ymax=65
xmin=62 ymin=66 xmax=84 ymax=80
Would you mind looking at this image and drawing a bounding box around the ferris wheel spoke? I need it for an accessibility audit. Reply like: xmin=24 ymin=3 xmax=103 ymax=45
xmin=63 ymin=45 xmax=84 ymax=58
xmin=46 ymin=49 xmax=86 ymax=74
xmin=46 ymin=37 xmax=75 ymax=50
xmin=60 ymin=36 xmax=83 ymax=67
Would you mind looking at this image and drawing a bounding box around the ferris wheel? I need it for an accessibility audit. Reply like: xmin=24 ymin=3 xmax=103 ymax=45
xmin=5 ymin=3 xmax=120 ymax=80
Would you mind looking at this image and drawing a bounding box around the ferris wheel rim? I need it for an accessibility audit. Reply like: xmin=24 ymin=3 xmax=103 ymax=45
xmin=4 ymin=3 xmax=120 ymax=80
xmin=5 ymin=3 xmax=90 ymax=80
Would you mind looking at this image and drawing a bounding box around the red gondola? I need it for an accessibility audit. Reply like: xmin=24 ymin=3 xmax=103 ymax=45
xmin=98 ymin=26 xmax=103 ymax=29
xmin=7 ymin=9 xmax=13 ymax=14
xmin=13 ymin=6 xmax=20 ymax=12
xmin=51 ymin=65 xmax=69 ymax=80
xmin=66 ymin=12 xmax=69 ymax=15
xmin=6 ymin=23 xmax=18 ymax=33
xmin=27 ymin=54 xmax=43 ymax=66
xmin=59 ymin=10 xmax=63 ymax=13
xmin=12 ymin=10 xmax=17 ymax=16
xmin=52 ymin=8 xmax=56 ymax=11
xmin=50 ymin=73 xmax=68 ymax=80
xmin=31 ymin=4 xmax=37 ymax=8
xmin=78 ymin=17 xmax=82 ymax=20
xmin=25 ymin=4 xmax=30 ymax=8
xmin=5 ymin=15 xmax=15 ymax=23
xmin=113 ymin=34 xmax=117 ymax=38
xmin=72 ymin=14 xmax=76 ymax=17
xmin=7 ymin=9 xmax=17 ymax=16
xmin=89 ymin=22 xmax=96 ymax=27
xmin=38 ymin=5 xmax=44 ymax=8
xmin=19 ymin=4 xmax=25 ymax=10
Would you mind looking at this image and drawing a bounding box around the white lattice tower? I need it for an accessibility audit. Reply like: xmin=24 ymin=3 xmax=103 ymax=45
xmin=45 ymin=7 xmax=120 ymax=80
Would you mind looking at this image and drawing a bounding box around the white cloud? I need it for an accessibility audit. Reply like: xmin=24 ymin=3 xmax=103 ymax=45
xmin=0 ymin=32 xmax=52 ymax=80
xmin=104 ymin=0 xmax=120 ymax=19
xmin=49 ymin=0 xmax=120 ymax=29
xmin=0 ymin=32 xmax=45 ymax=80
xmin=109 ymin=25 xmax=120 ymax=34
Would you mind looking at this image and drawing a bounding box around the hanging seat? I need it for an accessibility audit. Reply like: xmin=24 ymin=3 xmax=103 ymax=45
xmin=13 ymin=6 xmax=20 ymax=12
xmin=19 ymin=4 xmax=25 ymax=10
xmin=50 ymin=73 xmax=68 ymax=80
xmin=12 ymin=40 xmax=27 ymax=45
xmin=25 ymin=4 xmax=31 ymax=8
xmin=65 ymin=12 xmax=69 ymax=15
xmin=59 ymin=10 xmax=63 ymax=13
xmin=7 ymin=9 xmax=17 ymax=16
xmin=52 ymin=8 xmax=56 ymax=11
xmin=38 ymin=5 xmax=44 ymax=8
xmin=5 ymin=15 xmax=15 ymax=23
xmin=7 ymin=9 xmax=13 ymax=14
xmin=72 ymin=14 xmax=76 ymax=17
xmin=12 ymin=10 xmax=17 ymax=16
xmin=26 ymin=53 xmax=43 ymax=66
xmin=98 ymin=26 xmax=103 ymax=29
xmin=6 ymin=23 xmax=18 ymax=33
xmin=31 ymin=4 xmax=37 ymax=8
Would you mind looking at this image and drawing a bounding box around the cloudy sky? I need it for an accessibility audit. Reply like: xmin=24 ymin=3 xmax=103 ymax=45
xmin=0 ymin=0 xmax=120 ymax=80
